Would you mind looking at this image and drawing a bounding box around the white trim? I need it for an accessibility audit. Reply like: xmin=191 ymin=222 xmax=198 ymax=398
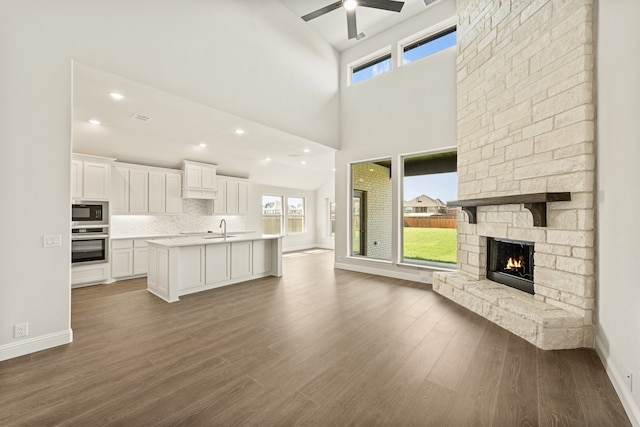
xmin=595 ymin=334 xmax=640 ymax=426
xmin=346 ymin=45 xmax=392 ymax=87
xmin=335 ymin=261 xmax=432 ymax=284
xmin=0 ymin=329 xmax=73 ymax=362
xmin=397 ymin=16 xmax=457 ymax=67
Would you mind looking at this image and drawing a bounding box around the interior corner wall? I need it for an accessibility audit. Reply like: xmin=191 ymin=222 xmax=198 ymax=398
xmin=0 ymin=0 xmax=339 ymax=360
xmin=596 ymin=0 xmax=640 ymax=422
xmin=335 ymin=0 xmax=457 ymax=278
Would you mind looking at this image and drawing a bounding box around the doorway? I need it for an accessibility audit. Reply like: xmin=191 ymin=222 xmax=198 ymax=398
xmin=352 ymin=190 xmax=366 ymax=255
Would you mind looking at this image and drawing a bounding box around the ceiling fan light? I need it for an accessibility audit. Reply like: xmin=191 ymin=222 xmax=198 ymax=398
xmin=344 ymin=0 xmax=358 ymax=11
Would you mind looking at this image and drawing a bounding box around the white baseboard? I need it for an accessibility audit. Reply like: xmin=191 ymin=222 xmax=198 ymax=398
xmin=595 ymin=335 xmax=640 ymax=426
xmin=334 ymin=261 xmax=431 ymax=283
xmin=0 ymin=329 xmax=73 ymax=362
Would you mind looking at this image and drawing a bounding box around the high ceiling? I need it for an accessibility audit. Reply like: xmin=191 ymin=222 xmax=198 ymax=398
xmin=72 ymin=1 xmax=440 ymax=191
xmin=72 ymin=63 xmax=336 ymax=191
xmin=279 ymin=0 xmax=434 ymax=51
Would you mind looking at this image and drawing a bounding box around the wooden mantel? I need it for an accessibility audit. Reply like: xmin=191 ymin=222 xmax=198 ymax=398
xmin=447 ymin=192 xmax=571 ymax=227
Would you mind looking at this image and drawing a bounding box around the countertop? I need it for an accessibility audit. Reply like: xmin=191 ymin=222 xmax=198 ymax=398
xmin=110 ymin=231 xmax=256 ymax=240
xmin=147 ymin=233 xmax=282 ymax=248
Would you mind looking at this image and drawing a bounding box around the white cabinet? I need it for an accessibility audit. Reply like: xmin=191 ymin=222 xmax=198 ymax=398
xmin=178 ymin=245 xmax=206 ymax=291
xmin=111 ymin=166 xmax=130 ymax=214
xmin=133 ymin=240 xmax=149 ymax=275
xmin=165 ymin=173 xmax=182 ymax=214
xmin=72 ymin=263 xmax=110 ymax=287
xmin=226 ymin=180 xmax=239 ymax=214
xmin=71 ymin=159 xmax=83 ymax=199
xmin=206 ymin=243 xmax=230 ymax=284
xmin=112 ymin=163 xmax=182 ymax=214
xmin=238 ymin=182 xmax=249 ymax=215
xmin=72 ymin=154 xmax=115 ymax=201
xmin=182 ymin=160 xmax=217 ymax=199
xmin=148 ymin=171 xmax=166 ymax=214
xmin=128 ymin=168 xmax=149 ymax=213
xmin=252 ymin=239 xmax=272 ymax=275
xmin=111 ymin=238 xmax=150 ymax=279
xmin=231 ymin=241 xmax=252 ymax=279
xmin=213 ymin=179 xmax=227 ymax=214
xmin=147 ymin=237 xmax=282 ymax=302
xmin=214 ymin=177 xmax=250 ymax=215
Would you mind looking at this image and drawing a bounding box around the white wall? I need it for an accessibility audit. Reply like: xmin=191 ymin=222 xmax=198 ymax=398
xmin=596 ymin=0 xmax=640 ymax=423
xmin=0 ymin=0 xmax=339 ymax=360
xmin=335 ymin=0 xmax=457 ymax=280
xmin=315 ymin=174 xmax=336 ymax=250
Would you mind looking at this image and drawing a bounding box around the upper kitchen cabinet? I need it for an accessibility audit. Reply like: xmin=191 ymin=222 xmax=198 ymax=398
xmin=214 ymin=177 xmax=250 ymax=215
xmin=112 ymin=162 xmax=182 ymax=214
xmin=182 ymin=160 xmax=217 ymax=199
xmin=71 ymin=154 xmax=115 ymax=201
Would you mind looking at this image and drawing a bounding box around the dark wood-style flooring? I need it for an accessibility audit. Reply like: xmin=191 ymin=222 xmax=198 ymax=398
xmin=0 ymin=250 xmax=631 ymax=426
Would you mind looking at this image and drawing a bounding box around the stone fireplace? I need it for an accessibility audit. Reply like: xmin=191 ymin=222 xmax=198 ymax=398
xmin=432 ymin=0 xmax=595 ymax=350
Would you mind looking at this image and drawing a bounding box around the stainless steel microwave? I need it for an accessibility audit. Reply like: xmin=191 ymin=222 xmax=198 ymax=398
xmin=71 ymin=203 xmax=107 ymax=225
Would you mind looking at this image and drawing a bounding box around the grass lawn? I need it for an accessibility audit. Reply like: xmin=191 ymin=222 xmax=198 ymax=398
xmin=404 ymin=227 xmax=457 ymax=264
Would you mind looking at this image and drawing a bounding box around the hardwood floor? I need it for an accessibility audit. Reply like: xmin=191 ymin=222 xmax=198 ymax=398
xmin=0 ymin=250 xmax=630 ymax=426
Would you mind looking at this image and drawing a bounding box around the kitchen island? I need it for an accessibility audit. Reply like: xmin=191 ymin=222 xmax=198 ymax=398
xmin=146 ymin=234 xmax=282 ymax=302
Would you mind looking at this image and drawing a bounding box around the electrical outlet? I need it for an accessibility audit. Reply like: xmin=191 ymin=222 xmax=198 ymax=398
xmin=14 ymin=323 xmax=29 ymax=338
xmin=625 ymin=369 xmax=633 ymax=392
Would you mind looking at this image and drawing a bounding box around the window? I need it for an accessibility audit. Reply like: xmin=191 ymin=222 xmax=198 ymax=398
xmin=402 ymin=151 xmax=457 ymax=267
xmin=287 ymin=197 xmax=305 ymax=233
xmin=351 ymin=160 xmax=392 ymax=260
xmin=328 ymin=200 xmax=336 ymax=237
xmin=262 ymin=195 xmax=283 ymax=234
xmin=351 ymin=53 xmax=392 ymax=85
xmin=402 ymin=26 xmax=456 ymax=65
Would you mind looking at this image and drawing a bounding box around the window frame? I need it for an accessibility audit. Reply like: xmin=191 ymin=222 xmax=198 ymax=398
xmin=347 ymin=46 xmax=393 ymax=86
xmin=261 ymin=195 xmax=284 ymax=235
xmin=399 ymin=149 xmax=458 ymax=269
xmin=286 ymin=196 xmax=306 ymax=234
xmin=397 ymin=17 xmax=457 ymax=67
xmin=327 ymin=199 xmax=336 ymax=238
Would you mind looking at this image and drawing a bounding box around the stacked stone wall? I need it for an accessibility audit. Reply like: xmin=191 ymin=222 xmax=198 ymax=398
xmin=435 ymin=0 xmax=596 ymax=348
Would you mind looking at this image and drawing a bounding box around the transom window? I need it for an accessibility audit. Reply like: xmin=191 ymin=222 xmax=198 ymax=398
xmin=402 ymin=26 xmax=456 ymax=65
xmin=351 ymin=53 xmax=392 ymax=85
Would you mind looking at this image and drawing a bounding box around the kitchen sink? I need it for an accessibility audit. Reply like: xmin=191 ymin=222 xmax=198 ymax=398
xmin=203 ymin=235 xmax=235 ymax=239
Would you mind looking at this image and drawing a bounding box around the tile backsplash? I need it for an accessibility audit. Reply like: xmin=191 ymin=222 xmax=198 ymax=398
xmin=110 ymin=199 xmax=249 ymax=237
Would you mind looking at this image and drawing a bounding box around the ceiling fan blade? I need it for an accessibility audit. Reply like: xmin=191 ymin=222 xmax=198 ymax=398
xmin=301 ymin=1 xmax=343 ymax=21
xmin=359 ymin=0 xmax=405 ymax=13
xmin=346 ymin=8 xmax=358 ymax=39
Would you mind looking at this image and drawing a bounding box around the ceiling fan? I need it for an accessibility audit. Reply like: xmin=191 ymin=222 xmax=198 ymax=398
xmin=302 ymin=0 xmax=405 ymax=40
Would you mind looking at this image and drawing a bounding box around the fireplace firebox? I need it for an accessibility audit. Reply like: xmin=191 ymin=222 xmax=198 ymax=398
xmin=486 ymin=238 xmax=535 ymax=294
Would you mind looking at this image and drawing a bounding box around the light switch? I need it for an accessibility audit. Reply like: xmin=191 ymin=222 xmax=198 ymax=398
xmin=43 ymin=234 xmax=62 ymax=248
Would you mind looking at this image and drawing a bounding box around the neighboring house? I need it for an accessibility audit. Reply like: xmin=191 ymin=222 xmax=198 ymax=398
xmin=403 ymin=194 xmax=446 ymax=215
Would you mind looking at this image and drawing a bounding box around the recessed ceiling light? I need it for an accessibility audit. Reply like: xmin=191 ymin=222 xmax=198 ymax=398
xmin=301 ymin=161 xmax=307 ymax=165
xmin=332 ymin=168 xmax=336 ymax=172
xmin=265 ymin=157 xmax=271 ymax=161
xmin=199 ymin=143 xmax=207 ymax=148
xmin=88 ymin=119 xmax=101 ymax=125
xmin=108 ymin=92 xmax=124 ymax=100
xmin=235 ymin=128 xmax=245 ymax=135
xmin=303 ymin=148 xmax=310 ymax=153
xmin=344 ymin=0 xmax=357 ymax=11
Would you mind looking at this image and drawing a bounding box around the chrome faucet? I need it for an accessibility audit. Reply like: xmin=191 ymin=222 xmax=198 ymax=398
xmin=219 ymin=219 xmax=227 ymax=239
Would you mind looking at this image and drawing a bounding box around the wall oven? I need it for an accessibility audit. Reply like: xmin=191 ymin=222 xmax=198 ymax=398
xmin=71 ymin=227 xmax=108 ymax=265
xmin=72 ymin=202 xmax=107 ymax=225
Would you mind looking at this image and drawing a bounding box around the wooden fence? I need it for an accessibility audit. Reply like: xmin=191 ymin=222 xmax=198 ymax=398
xmin=403 ymin=216 xmax=457 ymax=229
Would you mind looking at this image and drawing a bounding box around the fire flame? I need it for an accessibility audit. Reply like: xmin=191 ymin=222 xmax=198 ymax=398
xmin=505 ymin=256 xmax=524 ymax=270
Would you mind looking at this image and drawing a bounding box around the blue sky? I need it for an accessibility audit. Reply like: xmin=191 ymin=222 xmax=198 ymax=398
xmin=404 ymin=172 xmax=457 ymax=203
